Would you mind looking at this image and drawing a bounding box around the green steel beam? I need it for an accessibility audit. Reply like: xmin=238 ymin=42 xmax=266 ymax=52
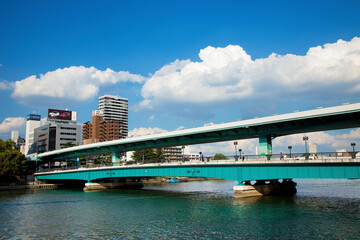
xmin=38 ymin=110 xmax=360 ymax=162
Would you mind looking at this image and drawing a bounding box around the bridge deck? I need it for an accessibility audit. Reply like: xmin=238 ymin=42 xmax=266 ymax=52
xmin=35 ymin=158 xmax=360 ymax=185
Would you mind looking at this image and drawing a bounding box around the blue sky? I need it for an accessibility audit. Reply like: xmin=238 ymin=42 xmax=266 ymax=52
xmin=1 ymin=0 xmax=360 ymax=155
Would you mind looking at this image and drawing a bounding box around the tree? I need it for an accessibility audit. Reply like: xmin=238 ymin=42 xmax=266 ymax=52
xmin=154 ymin=148 xmax=165 ymax=161
xmin=213 ymin=153 xmax=229 ymax=160
xmin=0 ymin=139 xmax=28 ymax=184
xmin=132 ymin=148 xmax=164 ymax=163
xmin=61 ymin=141 xmax=77 ymax=149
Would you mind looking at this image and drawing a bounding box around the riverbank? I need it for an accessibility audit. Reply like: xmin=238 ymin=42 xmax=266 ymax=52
xmin=0 ymin=184 xmax=59 ymax=191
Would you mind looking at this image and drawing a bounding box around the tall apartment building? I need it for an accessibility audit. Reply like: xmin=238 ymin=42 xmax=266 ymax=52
xmin=25 ymin=114 xmax=41 ymax=155
xmin=82 ymin=110 xmax=124 ymax=145
xmin=98 ymin=95 xmax=128 ymax=138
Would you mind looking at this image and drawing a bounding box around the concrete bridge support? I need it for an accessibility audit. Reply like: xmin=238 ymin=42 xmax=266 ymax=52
xmin=84 ymin=179 xmax=144 ymax=191
xmin=112 ymin=151 xmax=121 ymax=166
xmin=259 ymin=136 xmax=272 ymax=159
xmin=233 ymin=179 xmax=297 ymax=198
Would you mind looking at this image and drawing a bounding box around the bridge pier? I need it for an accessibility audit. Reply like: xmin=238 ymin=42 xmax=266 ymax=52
xmin=112 ymin=151 xmax=121 ymax=166
xmin=233 ymin=179 xmax=297 ymax=198
xmin=84 ymin=179 xmax=144 ymax=191
xmin=259 ymin=136 xmax=272 ymax=159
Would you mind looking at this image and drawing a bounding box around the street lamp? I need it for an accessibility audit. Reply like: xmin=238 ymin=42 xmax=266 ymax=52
xmin=351 ymin=142 xmax=356 ymax=159
xmin=234 ymin=141 xmax=238 ymax=161
xmin=351 ymin=142 xmax=356 ymax=152
xmin=303 ymin=136 xmax=309 ymax=160
xmin=303 ymin=136 xmax=308 ymax=153
xmin=288 ymin=146 xmax=292 ymax=158
xmin=199 ymin=152 xmax=202 ymax=162
xmin=239 ymin=149 xmax=242 ymax=161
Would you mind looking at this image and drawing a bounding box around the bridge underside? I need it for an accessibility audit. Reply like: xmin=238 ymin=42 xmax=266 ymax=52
xmin=41 ymin=111 xmax=360 ymax=161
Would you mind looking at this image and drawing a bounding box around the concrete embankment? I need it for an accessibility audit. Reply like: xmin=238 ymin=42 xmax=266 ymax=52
xmin=0 ymin=184 xmax=60 ymax=191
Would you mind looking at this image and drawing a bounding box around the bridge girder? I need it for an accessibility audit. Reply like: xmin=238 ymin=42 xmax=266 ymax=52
xmin=38 ymin=110 xmax=360 ymax=162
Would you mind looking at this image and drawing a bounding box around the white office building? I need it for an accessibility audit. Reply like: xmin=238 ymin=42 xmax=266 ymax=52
xmin=98 ymin=95 xmax=128 ymax=138
xmin=33 ymin=109 xmax=81 ymax=154
xmin=25 ymin=114 xmax=41 ymax=155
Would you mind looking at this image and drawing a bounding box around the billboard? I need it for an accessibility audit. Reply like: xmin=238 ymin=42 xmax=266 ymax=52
xmin=47 ymin=109 xmax=76 ymax=121
xmin=27 ymin=114 xmax=41 ymax=121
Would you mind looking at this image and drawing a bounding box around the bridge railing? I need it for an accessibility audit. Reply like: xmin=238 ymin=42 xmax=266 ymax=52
xmin=35 ymin=151 xmax=359 ymax=173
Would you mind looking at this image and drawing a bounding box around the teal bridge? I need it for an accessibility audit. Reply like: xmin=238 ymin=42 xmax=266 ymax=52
xmin=34 ymin=103 xmax=360 ymax=194
xmin=35 ymin=158 xmax=360 ymax=184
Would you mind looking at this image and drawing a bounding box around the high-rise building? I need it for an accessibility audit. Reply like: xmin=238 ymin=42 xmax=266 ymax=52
xmin=98 ymin=95 xmax=128 ymax=138
xmin=82 ymin=110 xmax=124 ymax=145
xmin=25 ymin=114 xmax=41 ymax=155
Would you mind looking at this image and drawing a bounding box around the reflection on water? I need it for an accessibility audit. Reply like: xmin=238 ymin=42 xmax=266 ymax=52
xmin=1 ymin=179 xmax=360 ymax=239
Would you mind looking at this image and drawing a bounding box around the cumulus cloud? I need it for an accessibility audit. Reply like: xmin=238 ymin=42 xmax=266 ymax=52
xmin=138 ymin=37 xmax=360 ymax=117
xmin=12 ymin=66 xmax=146 ymax=105
xmin=129 ymin=127 xmax=168 ymax=137
xmin=0 ymin=117 xmax=25 ymax=133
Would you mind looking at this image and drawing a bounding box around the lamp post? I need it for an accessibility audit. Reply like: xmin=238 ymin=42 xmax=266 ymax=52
xmin=351 ymin=142 xmax=356 ymax=159
xmin=303 ymin=136 xmax=309 ymax=160
xmin=199 ymin=152 xmax=202 ymax=162
xmin=288 ymin=146 xmax=292 ymax=158
xmin=239 ymin=149 xmax=242 ymax=161
xmin=234 ymin=141 xmax=238 ymax=161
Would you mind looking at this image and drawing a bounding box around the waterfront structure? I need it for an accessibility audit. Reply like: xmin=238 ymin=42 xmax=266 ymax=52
xmin=33 ymin=109 xmax=81 ymax=154
xmin=25 ymin=114 xmax=41 ymax=155
xmin=82 ymin=110 xmax=124 ymax=145
xmin=98 ymin=95 xmax=128 ymax=139
xmin=34 ymin=102 xmax=360 ymax=197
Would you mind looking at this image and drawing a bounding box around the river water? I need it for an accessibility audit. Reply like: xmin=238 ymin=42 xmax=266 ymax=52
xmin=1 ymin=179 xmax=360 ymax=239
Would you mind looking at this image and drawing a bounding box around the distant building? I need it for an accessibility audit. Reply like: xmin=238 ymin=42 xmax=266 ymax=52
xmin=98 ymin=95 xmax=128 ymax=139
xmin=11 ymin=130 xmax=19 ymax=143
xmin=163 ymin=146 xmax=183 ymax=161
xmin=82 ymin=110 xmax=124 ymax=145
xmin=25 ymin=114 xmax=41 ymax=155
xmin=33 ymin=109 xmax=81 ymax=154
xmin=309 ymin=143 xmax=318 ymax=153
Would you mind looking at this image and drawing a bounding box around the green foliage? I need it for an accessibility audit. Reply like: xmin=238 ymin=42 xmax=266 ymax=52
xmin=213 ymin=153 xmax=229 ymax=160
xmin=61 ymin=141 xmax=78 ymax=149
xmin=132 ymin=148 xmax=165 ymax=163
xmin=94 ymin=154 xmax=112 ymax=165
xmin=0 ymin=139 xmax=28 ymax=183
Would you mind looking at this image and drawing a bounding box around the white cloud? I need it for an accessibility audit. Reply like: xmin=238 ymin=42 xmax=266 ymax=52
xmin=0 ymin=117 xmax=25 ymax=133
xmin=138 ymin=37 xmax=360 ymax=114
xmin=129 ymin=127 xmax=168 ymax=137
xmin=149 ymin=115 xmax=155 ymax=121
xmin=12 ymin=66 xmax=146 ymax=104
xmin=0 ymin=81 xmax=13 ymax=90
xmin=0 ymin=82 xmax=8 ymax=90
